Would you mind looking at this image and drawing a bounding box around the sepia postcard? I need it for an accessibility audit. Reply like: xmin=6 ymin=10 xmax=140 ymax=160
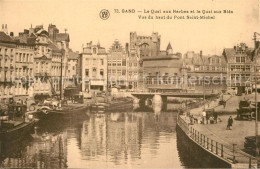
xmin=0 ymin=0 xmax=260 ymax=168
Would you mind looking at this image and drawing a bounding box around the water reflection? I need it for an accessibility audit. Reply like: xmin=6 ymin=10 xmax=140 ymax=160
xmin=0 ymin=104 xmax=186 ymax=169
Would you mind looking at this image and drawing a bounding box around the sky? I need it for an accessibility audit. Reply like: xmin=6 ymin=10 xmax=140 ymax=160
xmin=0 ymin=0 xmax=259 ymax=55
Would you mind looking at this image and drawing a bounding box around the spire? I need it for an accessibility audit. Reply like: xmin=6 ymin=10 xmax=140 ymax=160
xmin=166 ymin=42 xmax=172 ymax=50
xmin=166 ymin=42 xmax=173 ymax=55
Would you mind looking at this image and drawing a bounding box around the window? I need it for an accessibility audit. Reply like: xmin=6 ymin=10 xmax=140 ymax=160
xmin=117 ymin=69 xmax=121 ymax=75
xmin=93 ymin=48 xmax=97 ymax=54
xmin=100 ymin=69 xmax=104 ymax=76
xmin=5 ymin=59 xmax=7 ymax=67
xmin=19 ymin=53 xmax=22 ymax=62
xmin=93 ymin=59 xmax=96 ymax=65
xmin=112 ymin=61 xmax=116 ymax=66
xmin=85 ymin=69 xmax=89 ymax=77
xmin=122 ymin=70 xmax=126 ymax=75
xmin=101 ymin=59 xmax=104 ymax=65
xmin=73 ymin=66 xmax=75 ymax=70
xmin=122 ymin=59 xmax=126 ymax=66
xmin=241 ymin=57 xmax=245 ymax=63
xmin=231 ymin=65 xmax=235 ymax=71
xmin=236 ymin=57 xmax=240 ymax=63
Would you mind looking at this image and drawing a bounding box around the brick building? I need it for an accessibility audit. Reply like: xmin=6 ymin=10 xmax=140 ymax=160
xmin=107 ymin=40 xmax=128 ymax=89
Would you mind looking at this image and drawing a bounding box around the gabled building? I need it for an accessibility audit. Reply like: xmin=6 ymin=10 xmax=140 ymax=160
xmin=183 ymin=51 xmax=227 ymax=93
xmin=223 ymin=43 xmax=253 ymax=94
xmin=107 ymin=40 xmax=128 ymax=89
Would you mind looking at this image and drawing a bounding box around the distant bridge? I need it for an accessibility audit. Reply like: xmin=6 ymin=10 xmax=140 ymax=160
xmin=131 ymin=92 xmax=218 ymax=99
xmin=131 ymin=92 xmax=218 ymax=110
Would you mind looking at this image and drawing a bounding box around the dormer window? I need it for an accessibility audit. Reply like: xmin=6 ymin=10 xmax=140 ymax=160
xmin=93 ymin=48 xmax=97 ymax=54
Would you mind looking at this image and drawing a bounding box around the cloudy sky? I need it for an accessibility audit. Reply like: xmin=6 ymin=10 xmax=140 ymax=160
xmin=0 ymin=0 xmax=259 ymax=55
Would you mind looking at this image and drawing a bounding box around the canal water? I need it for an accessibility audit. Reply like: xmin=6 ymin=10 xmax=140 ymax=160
xmin=0 ymin=103 xmax=197 ymax=168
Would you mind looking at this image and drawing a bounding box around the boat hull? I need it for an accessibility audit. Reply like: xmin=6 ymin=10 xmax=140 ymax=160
xmin=0 ymin=120 xmax=36 ymax=141
xmin=36 ymin=105 xmax=90 ymax=120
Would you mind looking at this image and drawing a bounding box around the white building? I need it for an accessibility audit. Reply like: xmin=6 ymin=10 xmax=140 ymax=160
xmin=78 ymin=41 xmax=107 ymax=96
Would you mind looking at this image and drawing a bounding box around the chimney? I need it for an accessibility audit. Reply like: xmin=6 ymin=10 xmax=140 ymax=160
xmin=2 ymin=24 xmax=8 ymax=34
xmin=10 ymin=32 xmax=14 ymax=37
xmin=125 ymin=43 xmax=129 ymax=53
xmin=24 ymin=29 xmax=29 ymax=34
xmin=29 ymin=27 xmax=34 ymax=36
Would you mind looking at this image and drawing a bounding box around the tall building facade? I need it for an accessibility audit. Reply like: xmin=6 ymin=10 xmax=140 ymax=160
xmin=107 ymin=40 xmax=128 ymax=89
xmin=223 ymin=43 xmax=253 ymax=94
xmin=128 ymin=32 xmax=161 ymax=90
xmin=14 ymin=33 xmax=35 ymax=98
xmin=79 ymin=41 xmax=107 ymax=95
xmin=67 ymin=49 xmax=78 ymax=85
xmin=0 ymin=31 xmax=16 ymax=103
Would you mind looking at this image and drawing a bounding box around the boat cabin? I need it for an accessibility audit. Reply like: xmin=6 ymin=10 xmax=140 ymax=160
xmin=74 ymin=94 xmax=84 ymax=104
xmin=7 ymin=103 xmax=27 ymax=120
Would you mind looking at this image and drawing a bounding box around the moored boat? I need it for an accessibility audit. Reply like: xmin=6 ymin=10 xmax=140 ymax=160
xmin=36 ymin=103 xmax=90 ymax=120
xmin=0 ymin=103 xmax=37 ymax=141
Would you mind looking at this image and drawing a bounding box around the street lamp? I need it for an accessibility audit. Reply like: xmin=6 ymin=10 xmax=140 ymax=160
xmin=253 ymin=32 xmax=260 ymax=165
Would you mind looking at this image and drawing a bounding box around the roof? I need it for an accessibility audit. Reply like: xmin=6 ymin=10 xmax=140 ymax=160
xmin=36 ymin=29 xmax=49 ymax=36
xmin=27 ymin=37 xmax=36 ymax=45
xmin=166 ymin=42 xmax=172 ymax=50
xmin=68 ymin=49 xmax=78 ymax=60
xmin=48 ymin=40 xmax=61 ymax=53
xmin=223 ymin=48 xmax=253 ymax=62
xmin=56 ymin=33 xmax=70 ymax=42
xmin=0 ymin=31 xmax=14 ymax=43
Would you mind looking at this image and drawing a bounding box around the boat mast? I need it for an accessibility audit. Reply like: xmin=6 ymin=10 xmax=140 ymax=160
xmin=60 ymin=43 xmax=64 ymax=100
xmin=253 ymin=32 xmax=260 ymax=165
xmin=201 ymin=50 xmax=206 ymax=110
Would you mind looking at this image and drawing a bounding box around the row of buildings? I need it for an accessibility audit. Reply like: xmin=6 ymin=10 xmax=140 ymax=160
xmin=1 ymin=25 xmax=259 ymax=102
xmin=0 ymin=24 xmax=78 ymax=103
xmin=78 ymin=32 xmax=260 ymax=96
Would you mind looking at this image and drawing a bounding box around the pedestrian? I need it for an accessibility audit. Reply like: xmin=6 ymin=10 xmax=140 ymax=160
xmin=227 ymin=116 xmax=233 ymax=130
xmin=202 ymin=110 xmax=207 ymax=124
xmin=213 ymin=111 xmax=218 ymax=123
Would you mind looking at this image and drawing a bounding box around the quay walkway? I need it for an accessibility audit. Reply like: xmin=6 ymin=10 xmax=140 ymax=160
xmin=177 ymin=114 xmax=257 ymax=168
